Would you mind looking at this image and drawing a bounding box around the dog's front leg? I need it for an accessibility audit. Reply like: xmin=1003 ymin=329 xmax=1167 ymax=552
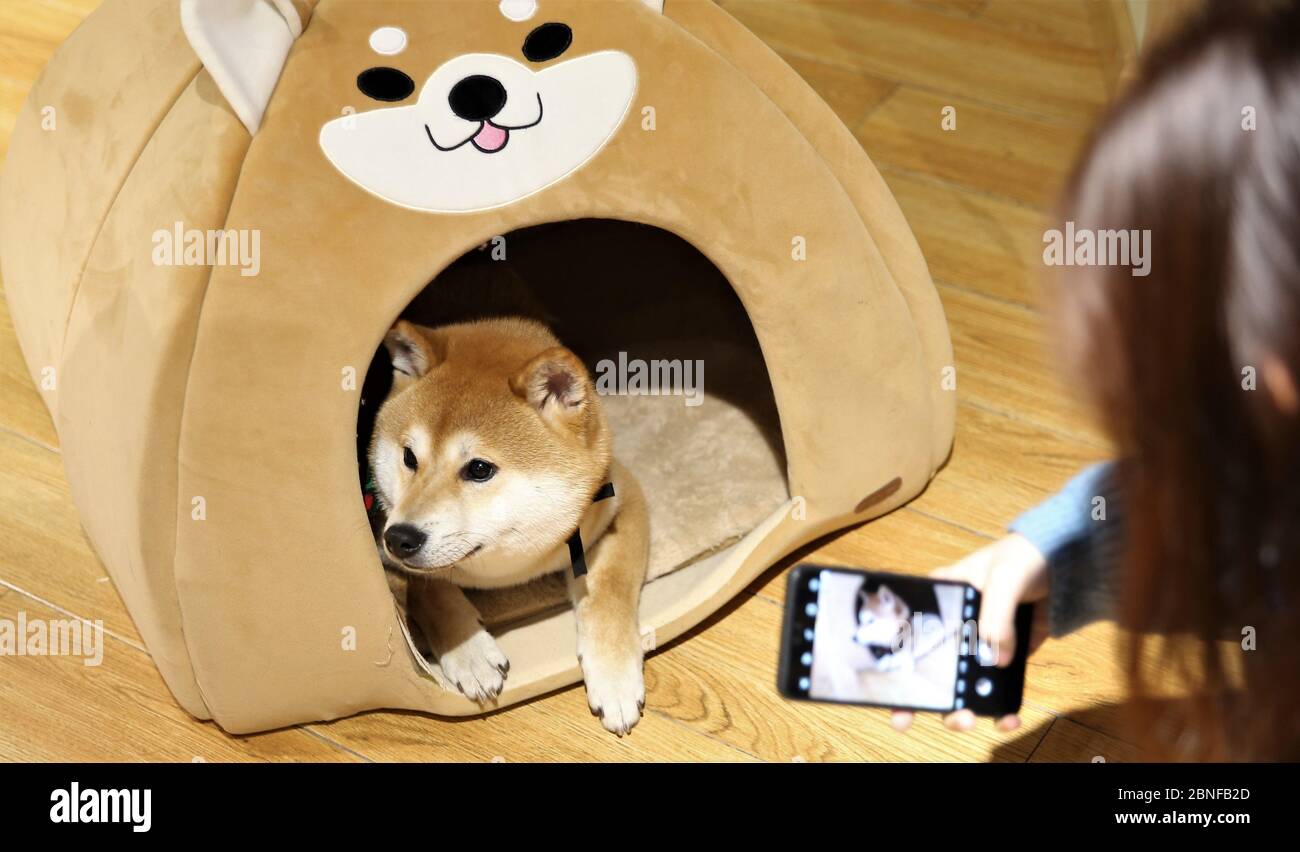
xmin=408 ymin=577 xmax=509 ymax=703
xmin=568 ymin=477 xmax=650 ymax=736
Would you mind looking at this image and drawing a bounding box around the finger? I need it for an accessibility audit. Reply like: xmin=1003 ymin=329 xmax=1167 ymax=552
xmin=996 ymin=714 xmax=1021 ymax=733
xmin=977 ymin=569 xmax=1025 ymax=668
xmin=891 ymin=711 xmax=914 ymax=732
xmin=943 ymin=709 xmax=976 ymax=732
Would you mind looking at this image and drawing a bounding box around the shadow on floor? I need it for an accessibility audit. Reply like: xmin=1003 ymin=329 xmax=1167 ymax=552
xmin=992 ymin=701 xmax=1149 ymax=763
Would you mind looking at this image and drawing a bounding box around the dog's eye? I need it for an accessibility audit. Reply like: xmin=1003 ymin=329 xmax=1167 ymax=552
xmin=403 ymin=446 xmax=418 ymax=471
xmin=357 ymin=66 xmax=415 ymax=101
xmin=522 ymin=22 xmax=572 ymax=63
xmin=462 ymin=458 xmax=497 ymax=482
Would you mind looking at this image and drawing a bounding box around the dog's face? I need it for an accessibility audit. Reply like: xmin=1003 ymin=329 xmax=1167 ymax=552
xmin=853 ymin=584 xmax=910 ymax=647
xmin=318 ymin=4 xmax=640 ymax=212
xmin=369 ymin=319 xmax=611 ymax=576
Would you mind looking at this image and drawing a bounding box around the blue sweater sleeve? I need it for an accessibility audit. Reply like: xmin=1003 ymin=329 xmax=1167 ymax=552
xmin=1008 ymin=462 xmax=1123 ymax=636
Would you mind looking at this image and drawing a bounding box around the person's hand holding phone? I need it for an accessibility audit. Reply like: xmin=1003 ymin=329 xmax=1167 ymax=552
xmin=891 ymin=533 xmax=1050 ymax=734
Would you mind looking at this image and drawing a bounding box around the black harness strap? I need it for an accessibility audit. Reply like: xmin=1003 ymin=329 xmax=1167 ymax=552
xmin=567 ymin=481 xmax=616 ymax=578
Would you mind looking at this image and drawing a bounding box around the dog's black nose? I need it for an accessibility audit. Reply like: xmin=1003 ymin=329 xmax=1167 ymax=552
xmin=448 ymin=75 xmax=507 ymax=122
xmin=384 ymin=524 xmax=427 ymax=557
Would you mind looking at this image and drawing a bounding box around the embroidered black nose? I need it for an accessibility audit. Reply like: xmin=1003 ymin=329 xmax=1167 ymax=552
xmin=384 ymin=524 xmax=426 ymax=557
xmin=448 ymin=75 xmax=507 ymax=122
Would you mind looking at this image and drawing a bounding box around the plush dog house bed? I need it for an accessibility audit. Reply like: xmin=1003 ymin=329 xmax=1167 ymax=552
xmin=0 ymin=0 xmax=954 ymax=733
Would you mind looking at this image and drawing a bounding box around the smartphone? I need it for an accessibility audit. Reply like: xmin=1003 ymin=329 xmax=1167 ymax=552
xmin=777 ymin=563 xmax=1032 ymax=716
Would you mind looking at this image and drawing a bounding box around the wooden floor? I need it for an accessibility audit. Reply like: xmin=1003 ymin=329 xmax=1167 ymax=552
xmin=0 ymin=0 xmax=1134 ymax=761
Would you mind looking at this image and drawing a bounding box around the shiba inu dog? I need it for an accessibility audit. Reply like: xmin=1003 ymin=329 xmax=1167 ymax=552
xmin=852 ymin=583 xmax=916 ymax=673
xmin=370 ymin=317 xmax=650 ymax=734
xmin=812 ymin=574 xmax=956 ymax=700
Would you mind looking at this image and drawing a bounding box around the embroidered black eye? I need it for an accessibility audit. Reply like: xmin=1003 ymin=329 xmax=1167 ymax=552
xmin=522 ymin=22 xmax=572 ymax=63
xmin=357 ymin=66 xmax=415 ymax=101
xmin=462 ymin=458 xmax=497 ymax=482
xmin=403 ymin=446 xmax=418 ymax=471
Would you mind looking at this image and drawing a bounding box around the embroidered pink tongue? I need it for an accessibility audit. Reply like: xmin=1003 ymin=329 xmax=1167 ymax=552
xmin=473 ymin=122 xmax=508 ymax=152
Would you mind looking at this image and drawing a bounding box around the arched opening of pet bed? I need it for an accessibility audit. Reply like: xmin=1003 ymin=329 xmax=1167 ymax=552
xmin=357 ymin=219 xmax=788 ymax=646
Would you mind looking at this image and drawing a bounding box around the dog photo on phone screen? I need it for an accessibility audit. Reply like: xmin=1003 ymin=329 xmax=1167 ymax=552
xmin=809 ymin=571 xmax=965 ymax=710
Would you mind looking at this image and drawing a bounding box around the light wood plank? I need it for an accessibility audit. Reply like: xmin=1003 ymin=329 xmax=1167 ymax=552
xmin=1087 ymin=0 xmax=1139 ymax=96
xmin=939 ymin=282 xmax=1109 ymax=448
xmin=979 ymin=0 xmax=1099 ymax=51
xmin=0 ymin=77 xmax=29 ymax=162
xmin=0 ymin=429 xmax=143 ymax=642
xmin=895 ymin=0 xmax=988 ymax=18
xmin=881 ymin=162 xmax=1050 ymax=307
xmin=0 ymin=0 xmax=98 ymax=160
xmin=913 ymin=401 xmax=1109 ymax=538
xmin=857 ymin=86 xmax=1088 ymax=209
xmin=0 ymin=590 xmax=359 ymax=761
xmin=721 ymin=0 xmax=1108 ymax=124
xmin=0 ymin=289 xmax=59 ymax=450
xmin=1029 ymin=717 xmax=1145 ymax=762
xmin=780 ymin=53 xmax=897 ymax=128
xmin=0 ymin=1 xmax=91 ymax=91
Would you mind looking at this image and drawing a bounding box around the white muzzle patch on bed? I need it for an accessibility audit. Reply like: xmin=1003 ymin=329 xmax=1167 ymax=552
xmin=320 ymin=50 xmax=637 ymax=213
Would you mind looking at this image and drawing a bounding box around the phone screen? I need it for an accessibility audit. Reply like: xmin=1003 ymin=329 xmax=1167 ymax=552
xmin=780 ymin=565 xmax=986 ymax=713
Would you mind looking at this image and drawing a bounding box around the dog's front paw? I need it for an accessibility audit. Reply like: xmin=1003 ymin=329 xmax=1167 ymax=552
xmin=580 ymin=650 xmax=645 ymax=736
xmin=438 ymin=629 xmax=509 ymax=703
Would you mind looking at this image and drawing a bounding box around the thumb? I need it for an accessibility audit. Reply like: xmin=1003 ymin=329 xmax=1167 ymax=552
xmin=977 ymin=569 xmax=1025 ymax=668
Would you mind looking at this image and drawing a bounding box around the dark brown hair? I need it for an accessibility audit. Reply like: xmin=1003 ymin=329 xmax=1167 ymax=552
xmin=1052 ymin=0 xmax=1300 ymax=760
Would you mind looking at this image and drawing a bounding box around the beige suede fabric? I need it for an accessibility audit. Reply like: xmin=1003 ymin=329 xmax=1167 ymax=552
xmin=1 ymin=0 xmax=953 ymax=733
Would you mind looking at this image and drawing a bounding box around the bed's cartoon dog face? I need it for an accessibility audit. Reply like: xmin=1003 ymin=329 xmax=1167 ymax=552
xmin=320 ymin=41 xmax=635 ymax=213
xmin=181 ymin=0 xmax=657 ymax=214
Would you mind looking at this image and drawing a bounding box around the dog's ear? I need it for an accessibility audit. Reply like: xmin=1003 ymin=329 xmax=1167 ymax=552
xmin=510 ymin=347 xmax=593 ymax=435
xmin=384 ymin=321 xmax=441 ymax=387
xmin=638 ymin=0 xmax=665 ymax=12
xmin=180 ymin=0 xmax=308 ymax=134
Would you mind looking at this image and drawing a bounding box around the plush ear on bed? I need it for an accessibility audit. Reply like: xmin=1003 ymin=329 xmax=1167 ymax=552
xmin=180 ymin=0 xmax=304 ymax=134
xmin=384 ymin=321 xmax=441 ymax=387
xmin=511 ymin=348 xmax=592 ymax=434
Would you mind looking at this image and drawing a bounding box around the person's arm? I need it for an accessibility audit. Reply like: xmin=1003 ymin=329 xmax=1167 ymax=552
xmin=1007 ymin=462 xmax=1123 ymax=636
